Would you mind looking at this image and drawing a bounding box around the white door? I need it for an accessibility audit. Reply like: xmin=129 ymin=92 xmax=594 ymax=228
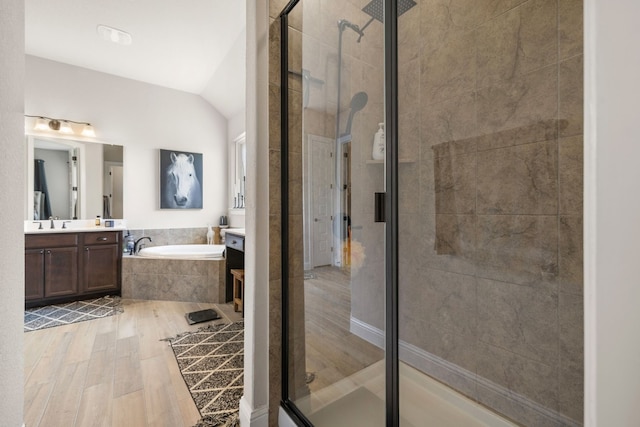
xmin=309 ymin=136 xmax=334 ymax=267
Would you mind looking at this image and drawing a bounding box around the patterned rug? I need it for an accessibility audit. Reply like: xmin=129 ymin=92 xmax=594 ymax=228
xmin=24 ymin=295 xmax=123 ymax=332
xmin=164 ymin=321 xmax=244 ymax=427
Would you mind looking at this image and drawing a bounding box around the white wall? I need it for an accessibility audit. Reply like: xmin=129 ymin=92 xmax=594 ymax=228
xmin=239 ymin=1 xmax=269 ymax=426
xmin=0 ymin=0 xmax=25 ymax=425
xmin=25 ymin=55 xmax=229 ymax=229
xmin=585 ymin=0 xmax=640 ymax=425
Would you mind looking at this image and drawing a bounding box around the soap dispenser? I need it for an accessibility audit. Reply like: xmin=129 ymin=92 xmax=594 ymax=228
xmin=124 ymin=232 xmax=135 ymax=255
xmin=372 ymin=122 xmax=385 ymax=160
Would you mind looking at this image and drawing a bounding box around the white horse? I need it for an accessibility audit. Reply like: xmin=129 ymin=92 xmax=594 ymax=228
xmin=164 ymin=152 xmax=202 ymax=208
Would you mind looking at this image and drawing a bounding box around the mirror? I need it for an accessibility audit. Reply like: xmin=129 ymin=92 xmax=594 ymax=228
xmin=26 ymin=135 xmax=123 ymax=221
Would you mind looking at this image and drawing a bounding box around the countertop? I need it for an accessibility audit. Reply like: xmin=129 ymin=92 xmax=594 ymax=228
xmin=223 ymin=228 xmax=245 ymax=237
xmin=25 ymin=219 xmax=127 ymax=234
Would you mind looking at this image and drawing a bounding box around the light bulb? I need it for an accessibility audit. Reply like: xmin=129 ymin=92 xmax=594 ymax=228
xmin=81 ymin=124 xmax=96 ymax=137
xmin=34 ymin=117 xmax=49 ymax=131
xmin=59 ymin=121 xmax=73 ymax=134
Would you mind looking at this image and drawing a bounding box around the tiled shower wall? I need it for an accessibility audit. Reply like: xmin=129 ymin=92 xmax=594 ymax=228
xmin=393 ymin=0 xmax=583 ymax=424
xmin=270 ymin=0 xmax=584 ymax=426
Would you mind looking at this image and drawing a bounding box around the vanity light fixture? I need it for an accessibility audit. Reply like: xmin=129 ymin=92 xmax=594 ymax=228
xmin=25 ymin=115 xmax=97 ymax=138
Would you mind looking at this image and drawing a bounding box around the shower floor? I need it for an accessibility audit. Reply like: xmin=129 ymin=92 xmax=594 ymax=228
xmin=300 ymin=266 xmax=516 ymax=426
xmin=298 ymin=361 xmax=515 ymax=427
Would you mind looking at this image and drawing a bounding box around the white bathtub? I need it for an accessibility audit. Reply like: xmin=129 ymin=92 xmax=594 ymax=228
xmin=137 ymin=244 xmax=225 ymax=259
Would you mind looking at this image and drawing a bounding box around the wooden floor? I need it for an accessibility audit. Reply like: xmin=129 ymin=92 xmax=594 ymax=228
xmin=24 ymin=299 xmax=242 ymax=427
xmin=303 ymin=266 xmax=383 ymax=393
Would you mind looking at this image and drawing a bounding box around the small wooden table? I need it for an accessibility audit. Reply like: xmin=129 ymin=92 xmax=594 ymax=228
xmin=231 ymin=268 xmax=245 ymax=315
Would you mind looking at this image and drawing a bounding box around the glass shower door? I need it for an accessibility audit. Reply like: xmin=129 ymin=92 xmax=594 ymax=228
xmin=281 ymin=0 xmax=387 ymax=425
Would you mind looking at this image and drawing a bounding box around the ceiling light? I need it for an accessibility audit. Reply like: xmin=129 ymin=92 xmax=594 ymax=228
xmin=97 ymin=25 xmax=132 ymax=46
xmin=25 ymin=115 xmax=97 ymax=138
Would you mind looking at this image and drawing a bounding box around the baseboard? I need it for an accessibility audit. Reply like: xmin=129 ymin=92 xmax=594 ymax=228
xmin=350 ymin=316 xmax=581 ymax=427
xmin=239 ymin=396 xmax=268 ymax=427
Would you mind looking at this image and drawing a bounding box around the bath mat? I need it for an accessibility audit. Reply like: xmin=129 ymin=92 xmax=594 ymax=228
xmin=24 ymin=295 xmax=123 ymax=332
xmin=164 ymin=321 xmax=244 ymax=427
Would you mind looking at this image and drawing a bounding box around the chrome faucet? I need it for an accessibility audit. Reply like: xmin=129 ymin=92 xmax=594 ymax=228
xmin=134 ymin=236 xmax=152 ymax=254
xmin=49 ymin=216 xmax=55 ymax=229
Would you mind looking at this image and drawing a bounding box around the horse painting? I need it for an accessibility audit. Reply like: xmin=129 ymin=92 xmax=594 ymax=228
xmin=160 ymin=151 xmax=203 ymax=209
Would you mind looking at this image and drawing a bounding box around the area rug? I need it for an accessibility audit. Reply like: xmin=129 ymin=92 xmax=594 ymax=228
xmin=164 ymin=321 xmax=244 ymax=427
xmin=24 ymin=295 xmax=123 ymax=332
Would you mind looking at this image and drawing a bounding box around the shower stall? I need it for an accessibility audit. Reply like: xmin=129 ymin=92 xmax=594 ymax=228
xmin=278 ymin=0 xmax=584 ymax=425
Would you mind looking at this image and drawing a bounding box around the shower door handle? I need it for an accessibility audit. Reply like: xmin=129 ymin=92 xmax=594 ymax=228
xmin=375 ymin=192 xmax=386 ymax=223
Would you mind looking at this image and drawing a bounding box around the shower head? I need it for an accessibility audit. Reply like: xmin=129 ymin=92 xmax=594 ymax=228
xmin=342 ymin=91 xmax=368 ymax=137
xmin=362 ymin=0 xmax=417 ymax=23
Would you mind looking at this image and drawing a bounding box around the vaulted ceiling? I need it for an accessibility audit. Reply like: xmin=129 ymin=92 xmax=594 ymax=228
xmin=25 ymin=0 xmax=246 ymax=119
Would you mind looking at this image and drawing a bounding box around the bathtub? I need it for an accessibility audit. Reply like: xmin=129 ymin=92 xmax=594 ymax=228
xmin=137 ymin=244 xmax=225 ymax=259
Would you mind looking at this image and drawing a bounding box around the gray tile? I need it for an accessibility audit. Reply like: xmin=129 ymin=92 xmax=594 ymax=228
xmin=476 ymin=214 xmax=558 ymax=286
xmin=559 ymin=359 xmax=584 ymax=424
xmin=421 ymin=30 xmax=476 ymax=105
xmin=477 ymin=0 xmax=557 ymax=88
xmin=477 ymin=277 xmax=558 ymax=365
xmin=559 ymin=55 xmax=583 ymax=138
xmin=559 ymin=0 xmax=584 ymax=60
xmin=559 ymin=135 xmax=583 ymax=215
xmin=477 ymin=342 xmax=559 ymax=413
xmin=399 ymin=313 xmax=477 ymax=375
xmin=477 ymin=65 xmax=558 ymax=144
xmin=559 ymin=292 xmax=584 ymax=367
xmin=434 ymin=152 xmax=476 ymax=214
xmin=399 ymin=163 xmax=420 ymax=214
xmin=559 ymin=215 xmax=583 ymax=295
xmin=477 ymin=139 xmax=558 ymax=215
xmin=422 ymin=214 xmax=476 ymax=276
xmin=421 ymin=91 xmax=477 ymax=148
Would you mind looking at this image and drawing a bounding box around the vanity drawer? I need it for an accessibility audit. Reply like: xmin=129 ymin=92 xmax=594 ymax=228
xmin=25 ymin=233 xmax=78 ymax=249
xmin=82 ymin=232 xmax=120 ymax=245
xmin=226 ymin=233 xmax=245 ymax=252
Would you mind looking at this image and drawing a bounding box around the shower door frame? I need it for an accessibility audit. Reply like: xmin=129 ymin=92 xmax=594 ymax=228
xmin=279 ymin=0 xmax=402 ymax=426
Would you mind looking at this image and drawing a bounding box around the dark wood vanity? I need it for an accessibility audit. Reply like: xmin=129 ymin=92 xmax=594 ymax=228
xmin=225 ymin=231 xmax=245 ymax=302
xmin=25 ymin=231 xmax=122 ymax=308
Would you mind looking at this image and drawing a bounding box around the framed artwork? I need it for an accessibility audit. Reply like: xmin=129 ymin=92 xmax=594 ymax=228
xmin=160 ymin=149 xmax=203 ymax=209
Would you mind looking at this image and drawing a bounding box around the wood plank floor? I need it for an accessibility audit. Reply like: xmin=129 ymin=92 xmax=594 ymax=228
xmin=24 ymin=299 xmax=242 ymax=427
xmin=303 ymin=266 xmax=384 ymax=393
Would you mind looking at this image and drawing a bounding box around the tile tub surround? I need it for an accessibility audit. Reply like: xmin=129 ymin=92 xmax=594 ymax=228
xmin=122 ymin=256 xmax=225 ymax=303
xmin=121 ymin=227 xmax=227 ymax=303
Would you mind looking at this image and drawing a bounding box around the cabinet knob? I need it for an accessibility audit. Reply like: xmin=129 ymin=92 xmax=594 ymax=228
xmin=85 ymin=248 xmax=90 ymax=251
xmin=97 ymin=237 xmax=108 ymax=241
xmin=46 ymin=250 xmax=51 ymax=254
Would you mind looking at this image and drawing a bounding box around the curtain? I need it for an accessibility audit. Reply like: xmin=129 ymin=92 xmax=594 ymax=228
xmin=34 ymin=159 xmax=52 ymax=220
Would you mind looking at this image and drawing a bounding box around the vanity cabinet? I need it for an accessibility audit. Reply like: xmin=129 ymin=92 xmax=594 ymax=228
xmin=25 ymin=231 xmax=122 ymax=308
xmin=25 ymin=234 xmax=79 ymax=302
xmin=225 ymin=232 xmax=245 ymax=303
xmin=81 ymin=232 xmax=121 ymax=294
